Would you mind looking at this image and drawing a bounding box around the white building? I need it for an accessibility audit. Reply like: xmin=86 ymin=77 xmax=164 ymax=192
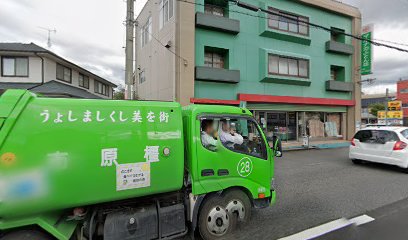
xmin=0 ymin=42 xmax=117 ymax=99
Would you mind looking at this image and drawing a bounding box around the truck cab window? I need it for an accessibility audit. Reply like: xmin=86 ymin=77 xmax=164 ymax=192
xmin=220 ymin=118 xmax=267 ymax=160
xmin=200 ymin=118 xmax=219 ymax=151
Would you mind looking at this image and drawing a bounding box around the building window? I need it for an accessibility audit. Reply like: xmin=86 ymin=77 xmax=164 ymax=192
xmin=159 ymin=0 xmax=173 ymax=29
xmin=139 ymin=70 xmax=146 ymax=84
xmin=268 ymin=7 xmax=309 ymax=36
xmin=56 ymin=63 xmax=72 ymax=83
xmin=78 ymin=73 xmax=89 ymax=89
xmin=268 ymin=54 xmax=309 ymax=78
xmin=331 ymin=27 xmax=346 ymax=43
xmin=204 ymin=4 xmax=224 ymax=16
xmin=204 ymin=0 xmax=227 ymax=17
xmin=1 ymin=57 xmax=28 ymax=77
xmin=141 ymin=16 xmax=152 ymax=47
xmin=400 ymin=88 xmax=408 ymax=94
xmin=204 ymin=47 xmax=228 ymax=69
xmin=330 ymin=65 xmax=345 ymax=81
xmin=94 ymin=81 xmax=109 ymax=96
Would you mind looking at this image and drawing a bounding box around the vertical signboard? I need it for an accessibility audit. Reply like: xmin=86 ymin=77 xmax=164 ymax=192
xmin=361 ymin=24 xmax=373 ymax=75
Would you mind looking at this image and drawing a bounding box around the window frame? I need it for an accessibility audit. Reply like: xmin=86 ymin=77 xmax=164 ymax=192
xmin=139 ymin=70 xmax=146 ymax=84
xmin=204 ymin=4 xmax=225 ymax=17
xmin=199 ymin=115 xmax=269 ymax=160
xmin=268 ymin=53 xmax=309 ymax=78
xmin=204 ymin=51 xmax=226 ymax=69
xmin=1 ymin=56 xmax=29 ymax=77
xmin=141 ymin=16 xmax=152 ymax=47
xmin=78 ymin=73 xmax=90 ymax=89
xmin=267 ymin=7 xmax=309 ymax=36
xmin=159 ymin=0 xmax=174 ymax=29
xmin=94 ymin=80 xmax=110 ymax=96
xmin=56 ymin=63 xmax=72 ymax=83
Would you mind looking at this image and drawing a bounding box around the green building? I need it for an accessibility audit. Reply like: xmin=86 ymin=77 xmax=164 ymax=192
xmin=135 ymin=0 xmax=361 ymax=142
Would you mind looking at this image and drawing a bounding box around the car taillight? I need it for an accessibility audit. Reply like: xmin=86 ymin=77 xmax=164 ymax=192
xmin=393 ymin=141 xmax=407 ymax=151
xmin=351 ymin=138 xmax=356 ymax=146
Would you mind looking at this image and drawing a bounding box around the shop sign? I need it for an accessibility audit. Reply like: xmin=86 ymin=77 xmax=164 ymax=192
xmin=388 ymin=101 xmax=402 ymax=111
xmin=361 ymin=24 xmax=373 ymax=75
xmin=377 ymin=111 xmax=403 ymax=119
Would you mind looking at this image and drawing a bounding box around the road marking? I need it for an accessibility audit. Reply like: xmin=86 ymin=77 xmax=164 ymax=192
xmin=349 ymin=214 xmax=375 ymax=226
xmin=278 ymin=218 xmax=351 ymax=240
xmin=278 ymin=215 xmax=375 ymax=240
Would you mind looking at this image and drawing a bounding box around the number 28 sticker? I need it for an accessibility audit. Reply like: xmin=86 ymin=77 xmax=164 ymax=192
xmin=237 ymin=157 xmax=253 ymax=177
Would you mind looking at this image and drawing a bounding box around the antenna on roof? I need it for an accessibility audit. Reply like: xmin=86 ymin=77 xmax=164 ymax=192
xmin=38 ymin=27 xmax=57 ymax=48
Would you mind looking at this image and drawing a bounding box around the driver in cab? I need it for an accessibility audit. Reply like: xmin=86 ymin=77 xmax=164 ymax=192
xmin=220 ymin=120 xmax=243 ymax=149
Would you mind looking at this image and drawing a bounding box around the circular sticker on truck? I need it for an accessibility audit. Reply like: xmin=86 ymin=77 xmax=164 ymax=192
xmin=237 ymin=157 xmax=253 ymax=177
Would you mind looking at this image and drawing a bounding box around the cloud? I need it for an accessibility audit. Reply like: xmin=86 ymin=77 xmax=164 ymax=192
xmin=0 ymin=0 xmax=133 ymax=86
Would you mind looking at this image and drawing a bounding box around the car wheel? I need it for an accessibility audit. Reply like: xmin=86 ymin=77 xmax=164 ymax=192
xmin=352 ymin=159 xmax=363 ymax=164
xmin=198 ymin=194 xmax=236 ymax=240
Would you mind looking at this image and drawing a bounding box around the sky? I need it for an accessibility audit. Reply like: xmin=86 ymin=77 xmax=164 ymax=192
xmin=0 ymin=0 xmax=407 ymax=94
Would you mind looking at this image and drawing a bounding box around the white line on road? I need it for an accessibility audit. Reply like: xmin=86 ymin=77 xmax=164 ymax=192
xmin=349 ymin=214 xmax=375 ymax=226
xmin=278 ymin=214 xmax=375 ymax=240
xmin=278 ymin=218 xmax=351 ymax=240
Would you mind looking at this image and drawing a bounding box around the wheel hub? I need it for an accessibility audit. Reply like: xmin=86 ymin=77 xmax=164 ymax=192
xmin=226 ymin=199 xmax=245 ymax=221
xmin=206 ymin=205 xmax=230 ymax=236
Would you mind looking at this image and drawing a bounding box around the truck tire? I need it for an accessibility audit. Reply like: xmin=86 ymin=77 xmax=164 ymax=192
xmin=1 ymin=229 xmax=54 ymax=240
xmin=198 ymin=195 xmax=236 ymax=240
xmin=224 ymin=189 xmax=252 ymax=223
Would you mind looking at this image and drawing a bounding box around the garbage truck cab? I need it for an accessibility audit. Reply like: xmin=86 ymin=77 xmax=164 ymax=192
xmin=0 ymin=90 xmax=280 ymax=240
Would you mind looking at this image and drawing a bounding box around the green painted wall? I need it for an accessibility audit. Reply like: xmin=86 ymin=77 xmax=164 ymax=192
xmin=194 ymin=0 xmax=353 ymax=102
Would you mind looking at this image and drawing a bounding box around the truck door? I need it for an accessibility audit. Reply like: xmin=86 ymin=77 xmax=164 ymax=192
xmin=196 ymin=116 xmax=271 ymax=197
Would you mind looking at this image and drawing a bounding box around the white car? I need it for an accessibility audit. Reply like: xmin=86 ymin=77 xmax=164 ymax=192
xmin=349 ymin=126 xmax=408 ymax=170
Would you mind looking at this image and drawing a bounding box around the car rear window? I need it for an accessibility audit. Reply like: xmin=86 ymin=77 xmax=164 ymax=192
xmin=354 ymin=130 xmax=399 ymax=144
xmin=401 ymin=129 xmax=408 ymax=139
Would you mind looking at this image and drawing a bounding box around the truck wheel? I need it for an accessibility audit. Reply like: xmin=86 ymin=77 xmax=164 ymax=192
xmin=198 ymin=195 xmax=236 ymax=240
xmin=224 ymin=189 xmax=252 ymax=223
xmin=1 ymin=229 xmax=54 ymax=240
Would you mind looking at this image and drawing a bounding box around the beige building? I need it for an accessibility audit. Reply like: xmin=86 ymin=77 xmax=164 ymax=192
xmin=0 ymin=43 xmax=117 ymax=99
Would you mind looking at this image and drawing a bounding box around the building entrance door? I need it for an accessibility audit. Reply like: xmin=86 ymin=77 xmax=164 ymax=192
xmin=253 ymin=111 xmax=298 ymax=142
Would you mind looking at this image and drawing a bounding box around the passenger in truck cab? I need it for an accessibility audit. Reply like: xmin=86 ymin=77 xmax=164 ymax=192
xmin=220 ymin=120 xmax=244 ymax=149
xmin=201 ymin=119 xmax=218 ymax=150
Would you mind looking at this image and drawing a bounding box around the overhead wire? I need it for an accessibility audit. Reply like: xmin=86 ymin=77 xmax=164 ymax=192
xmin=175 ymin=0 xmax=408 ymax=54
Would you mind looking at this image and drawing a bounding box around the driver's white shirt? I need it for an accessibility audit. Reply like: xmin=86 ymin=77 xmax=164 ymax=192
xmin=201 ymin=131 xmax=217 ymax=148
xmin=220 ymin=130 xmax=243 ymax=147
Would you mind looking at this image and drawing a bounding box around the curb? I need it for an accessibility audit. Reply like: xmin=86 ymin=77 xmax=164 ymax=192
xmin=283 ymin=142 xmax=350 ymax=151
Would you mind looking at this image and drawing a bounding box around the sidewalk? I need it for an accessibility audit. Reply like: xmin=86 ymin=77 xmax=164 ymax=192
xmin=282 ymin=140 xmax=350 ymax=151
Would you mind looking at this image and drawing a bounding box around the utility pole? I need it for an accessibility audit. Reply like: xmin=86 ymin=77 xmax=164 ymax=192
xmin=125 ymin=0 xmax=135 ymax=100
xmin=385 ymin=88 xmax=389 ymax=126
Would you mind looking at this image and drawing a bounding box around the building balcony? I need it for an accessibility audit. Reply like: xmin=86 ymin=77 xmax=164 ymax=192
xmin=326 ymin=80 xmax=354 ymax=92
xmin=325 ymin=40 xmax=354 ymax=55
xmin=195 ymin=12 xmax=240 ymax=34
xmin=195 ymin=66 xmax=240 ymax=84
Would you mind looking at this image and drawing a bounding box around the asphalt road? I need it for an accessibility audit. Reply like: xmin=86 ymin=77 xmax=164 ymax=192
xmin=198 ymin=147 xmax=408 ymax=240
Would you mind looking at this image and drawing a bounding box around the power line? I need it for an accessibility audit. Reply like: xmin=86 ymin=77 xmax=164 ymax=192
xmin=176 ymin=0 xmax=408 ymax=54
xmin=372 ymin=38 xmax=408 ymax=48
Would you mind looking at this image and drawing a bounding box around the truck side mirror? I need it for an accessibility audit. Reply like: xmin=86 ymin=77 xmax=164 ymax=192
xmin=272 ymin=136 xmax=283 ymax=157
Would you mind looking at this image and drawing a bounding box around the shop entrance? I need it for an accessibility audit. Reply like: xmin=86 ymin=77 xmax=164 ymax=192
xmin=254 ymin=110 xmax=344 ymax=142
xmin=256 ymin=112 xmax=297 ymax=142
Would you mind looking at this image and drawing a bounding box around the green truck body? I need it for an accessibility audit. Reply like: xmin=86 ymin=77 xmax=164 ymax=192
xmin=0 ymin=90 xmax=278 ymax=240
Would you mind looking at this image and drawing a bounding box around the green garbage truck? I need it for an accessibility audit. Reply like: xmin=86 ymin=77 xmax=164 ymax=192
xmin=0 ymin=90 xmax=281 ymax=240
